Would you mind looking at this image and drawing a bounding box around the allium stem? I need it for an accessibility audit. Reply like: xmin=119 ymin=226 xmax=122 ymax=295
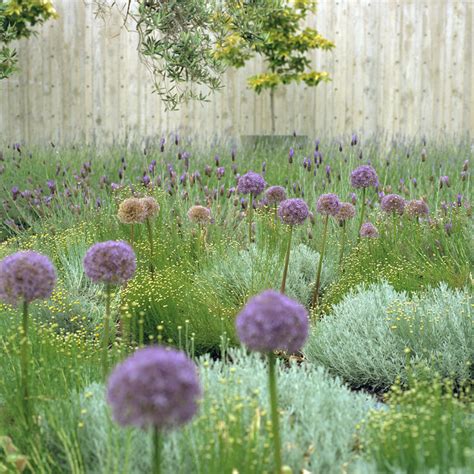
xmin=338 ymin=221 xmax=347 ymax=269
xmin=101 ymin=284 xmax=112 ymax=378
xmin=130 ymin=224 xmax=135 ymax=246
xmin=280 ymin=226 xmax=293 ymax=294
xmin=152 ymin=427 xmax=162 ymax=474
xmin=146 ymin=218 xmax=155 ymax=275
xmin=268 ymin=352 xmax=283 ymax=474
xmin=20 ymin=300 xmax=30 ymax=427
xmin=357 ymin=187 xmax=367 ymax=240
xmin=248 ymin=194 xmax=254 ymax=244
xmin=312 ymin=214 xmax=329 ymax=309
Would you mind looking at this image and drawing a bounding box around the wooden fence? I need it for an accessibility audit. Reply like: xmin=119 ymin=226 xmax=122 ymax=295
xmin=0 ymin=0 xmax=472 ymax=145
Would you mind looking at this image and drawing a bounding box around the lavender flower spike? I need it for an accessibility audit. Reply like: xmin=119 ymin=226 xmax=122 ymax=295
xmin=236 ymin=290 xmax=309 ymax=353
xmin=107 ymin=346 xmax=201 ymax=430
xmin=0 ymin=251 xmax=56 ymax=306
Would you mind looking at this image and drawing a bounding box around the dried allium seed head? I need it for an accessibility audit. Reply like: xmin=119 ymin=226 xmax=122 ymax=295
xmin=187 ymin=205 xmax=211 ymax=225
xmin=140 ymin=196 xmax=160 ymax=219
xmin=336 ymin=202 xmax=356 ymax=222
xmin=359 ymin=222 xmax=379 ymax=238
xmin=380 ymin=194 xmax=405 ymax=215
xmin=117 ymin=198 xmax=146 ymax=224
xmin=265 ymin=186 xmax=287 ymax=205
xmin=406 ymin=199 xmax=429 ymax=218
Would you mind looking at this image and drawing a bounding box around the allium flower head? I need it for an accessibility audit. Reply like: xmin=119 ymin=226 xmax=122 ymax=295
xmin=265 ymin=186 xmax=287 ymax=205
xmin=236 ymin=290 xmax=309 ymax=353
xmin=237 ymin=171 xmax=266 ymax=196
xmin=380 ymin=194 xmax=405 ymax=215
xmin=336 ymin=202 xmax=356 ymax=222
xmin=406 ymin=199 xmax=429 ymax=217
xmin=360 ymin=222 xmax=379 ymax=238
xmin=107 ymin=346 xmax=201 ymax=430
xmin=84 ymin=241 xmax=136 ymax=285
xmin=278 ymin=198 xmax=309 ymax=226
xmin=187 ymin=205 xmax=211 ymax=225
xmin=140 ymin=196 xmax=160 ymax=219
xmin=316 ymin=193 xmax=341 ymax=216
xmin=117 ymin=198 xmax=146 ymax=224
xmin=350 ymin=165 xmax=378 ymax=188
xmin=0 ymin=251 xmax=56 ymax=306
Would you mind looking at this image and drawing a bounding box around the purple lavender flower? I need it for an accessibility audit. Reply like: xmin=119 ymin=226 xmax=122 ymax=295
xmin=439 ymin=175 xmax=450 ymax=189
xmin=351 ymin=134 xmax=358 ymax=146
xmin=11 ymin=186 xmax=20 ymax=201
xmin=406 ymin=199 xmax=429 ymax=218
xmin=84 ymin=241 xmax=136 ymax=285
xmin=360 ymin=222 xmax=379 ymax=238
xmin=0 ymin=251 xmax=56 ymax=306
xmin=289 ymin=147 xmax=294 ymax=163
xmin=47 ymin=180 xmax=56 ymax=195
xmin=265 ymin=186 xmax=287 ymax=205
xmin=380 ymin=194 xmax=405 ymax=215
xmin=278 ymin=198 xmax=309 ymax=226
xmin=216 ymin=167 xmax=225 ymax=180
xmin=236 ymin=290 xmax=309 ymax=353
xmin=237 ymin=171 xmax=266 ymax=196
xmin=316 ymin=193 xmax=341 ymax=216
xmin=350 ymin=165 xmax=378 ymax=188
xmin=107 ymin=346 xmax=201 ymax=429
xmin=445 ymin=221 xmax=453 ymax=236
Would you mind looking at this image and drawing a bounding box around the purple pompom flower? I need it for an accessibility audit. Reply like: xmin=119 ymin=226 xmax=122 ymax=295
xmin=380 ymin=194 xmax=405 ymax=215
xmin=360 ymin=222 xmax=379 ymax=238
xmin=316 ymin=193 xmax=341 ymax=216
xmin=277 ymin=198 xmax=309 ymax=226
xmin=336 ymin=202 xmax=356 ymax=222
xmin=237 ymin=171 xmax=266 ymax=197
xmin=406 ymin=199 xmax=429 ymax=218
xmin=350 ymin=165 xmax=378 ymax=189
xmin=236 ymin=290 xmax=309 ymax=353
xmin=84 ymin=241 xmax=136 ymax=286
xmin=0 ymin=251 xmax=56 ymax=306
xmin=265 ymin=186 xmax=287 ymax=205
xmin=107 ymin=346 xmax=201 ymax=430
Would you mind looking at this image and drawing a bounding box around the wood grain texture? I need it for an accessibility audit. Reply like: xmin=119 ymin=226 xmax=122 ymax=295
xmin=0 ymin=0 xmax=472 ymax=145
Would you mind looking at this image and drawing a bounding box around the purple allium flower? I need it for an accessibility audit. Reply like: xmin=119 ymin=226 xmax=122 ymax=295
xmin=236 ymin=290 xmax=309 ymax=353
xmin=350 ymin=165 xmax=378 ymax=188
xmin=336 ymin=202 xmax=356 ymax=222
xmin=359 ymin=222 xmax=379 ymax=238
xmin=107 ymin=346 xmax=201 ymax=430
xmin=265 ymin=186 xmax=287 ymax=205
xmin=380 ymin=194 xmax=405 ymax=215
xmin=237 ymin=171 xmax=266 ymax=196
xmin=83 ymin=241 xmax=136 ymax=285
xmin=277 ymin=198 xmax=309 ymax=226
xmin=406 ymin=199 xmax=429 ymax=218
xmin=0 ymin=251 xmax=56 ymax=306
xmin=316 ymin=193 xmax=341 ymax=216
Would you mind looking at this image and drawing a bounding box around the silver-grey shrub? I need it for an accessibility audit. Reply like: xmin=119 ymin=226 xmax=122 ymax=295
xmin=304 ymin=282 xmax=473 ymax=389
xmin=66 ymin=350 xmax=374 ymax=474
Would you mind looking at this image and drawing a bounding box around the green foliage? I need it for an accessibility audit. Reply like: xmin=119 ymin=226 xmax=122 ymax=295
xmin=0 ymin=0 xmax=57 ymax=79
xmin=362 ymin=377 xmax=474 ymax=473
xmin=39 ymin=350 xmax=374 ymax=473
xmin=304 ymin=282 xmax=473 ymax=389
xmin=215 ymin=0 xmax=335 ymax=93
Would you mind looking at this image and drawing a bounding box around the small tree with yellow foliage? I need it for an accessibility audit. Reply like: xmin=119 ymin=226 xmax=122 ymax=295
xmin=215 ymin=0 xmax=335 ymax=134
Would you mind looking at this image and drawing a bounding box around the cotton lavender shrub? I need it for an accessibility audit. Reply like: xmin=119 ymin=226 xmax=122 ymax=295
xmin=350 ymin=165 xmax=378 ymax=237
xmin=312 ymin=193 xmax=341 ymax=309
xmin=236 ymin=290 xmax=309 ymax=474
xmin=83 ymin=241 xmax=136 ymax=377
xmin=0 ymin=251 xmax=56 ymax=426
xmin=107 ymin=346 xmax=201 ymax=474
xmin=277 ymin=198 xmax=309 ymax=293
xmin=237 ymin=171 xmax=266 ymax=244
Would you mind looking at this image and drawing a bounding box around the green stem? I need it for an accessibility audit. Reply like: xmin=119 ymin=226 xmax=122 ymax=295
xmin=280 ymin=226 xmax=293 ymax=293
xmin=268 ymin=352 xmax=282 ymax=474
xmin=146 ymin=218 xmax=155 ymax=275
xmin=20 ymin=300 xmax=30 ymax=426
xmin=357 ymin=187 xmax=367 ymax=240
xmin=248 ymin=194 xmax=254 ymax=245
xmin=130 ymin=224 xmax=135 ymax=246
xmin=101 ymin=284 xmax=112 ymax=379
xmin=152 ymin=427 xmax=162 ymax=474
xmin=338 ymin=221 xmax=347 ymax=269
xmin=312 ymin=214 xmax=329 ymax=309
